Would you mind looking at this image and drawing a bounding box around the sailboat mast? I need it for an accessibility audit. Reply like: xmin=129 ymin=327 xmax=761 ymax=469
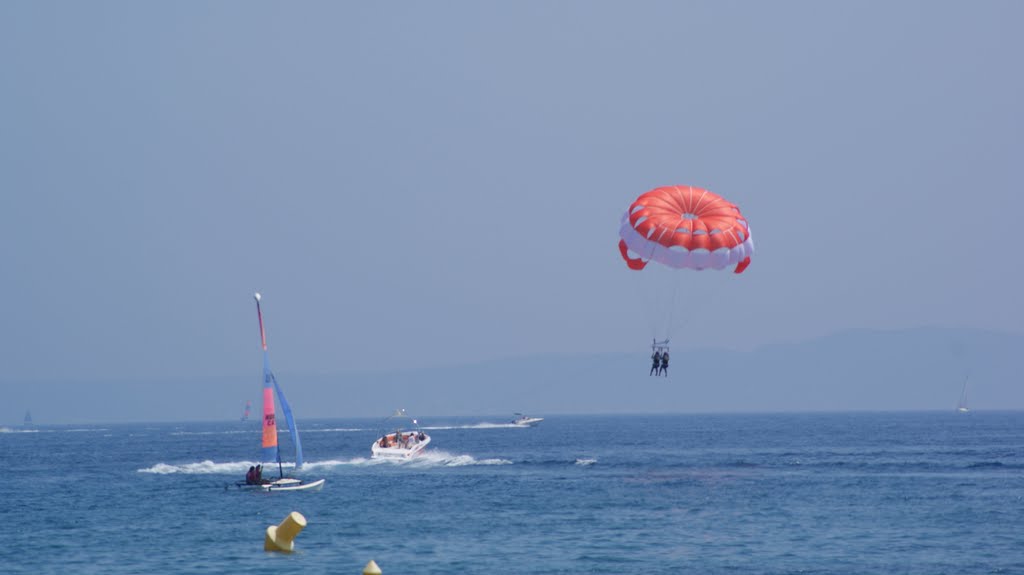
xmin=256 ymin=294 xmax=268 ymax=352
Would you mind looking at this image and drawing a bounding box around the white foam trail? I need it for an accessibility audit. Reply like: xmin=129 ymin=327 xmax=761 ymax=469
xmin=137 ymin=449 xmax=514 ymax=474
xmin=298 ymin=458 xmax=355 ymax=470
xmin=313 ymin=456 xmax=386 ymax=467
xmin=421 ymin=423 xmax=526 ymax=430
xmin=138 ymin=460 xmax=304 ymax=475
xmin=170 ymin=430 xmax=251 ymax=436
xmin=397 ymin=450 xmax=512 ymax=467
xmin=139 ymin=460 xmax=249 ymax=474
xmin=314 ymin=451 xmax=513 ymax=468
xmin=0 ymin=427 xmax=38 ymax=433
xmin=1 ymin=427 xmax=107 ymax=434
xmin=575 ymin=458 xmax=598 ymax=466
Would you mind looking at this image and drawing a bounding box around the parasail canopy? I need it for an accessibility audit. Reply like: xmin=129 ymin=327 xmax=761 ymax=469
xmin=618 ymin=185 xmax=753 ymax=273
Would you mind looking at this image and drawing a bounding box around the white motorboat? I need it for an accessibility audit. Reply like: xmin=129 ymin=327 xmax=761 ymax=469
xmin=512 ymin=413 xmax=543 ymax=427
xmin=371 ymin=409 xmax=431 ymax=459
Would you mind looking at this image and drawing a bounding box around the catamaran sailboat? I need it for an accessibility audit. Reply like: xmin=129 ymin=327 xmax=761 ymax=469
xmin=232 ymin=293 xmax=324 ymax=492
xmin=371 ymin=409 xmax=431 ymax=459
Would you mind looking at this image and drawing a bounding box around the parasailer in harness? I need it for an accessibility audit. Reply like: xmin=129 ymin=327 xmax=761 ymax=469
xmin=660 ymin=349 xmax=669 ymax=377
xmin=650 ymin=348 xmax=662 ymax=376
xmin=650 ymin=339 xmax=669 ymax=376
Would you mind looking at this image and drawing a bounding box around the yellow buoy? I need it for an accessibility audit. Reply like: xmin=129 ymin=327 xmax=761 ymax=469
xmin=264 ymin=511 xmax=307 ymax=553
xmin=363 ymin=559 xmax=382 ymax=575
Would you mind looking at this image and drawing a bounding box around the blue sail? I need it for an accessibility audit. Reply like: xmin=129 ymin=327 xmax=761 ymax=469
xmin=272 ymin=372 xmax=304 ymax=470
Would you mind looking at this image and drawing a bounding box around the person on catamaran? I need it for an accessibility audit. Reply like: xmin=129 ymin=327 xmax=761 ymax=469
xmin=245 ymin=466 xmax=256 ymax=485
xmin=650 ymin=349 xmax=662 ymax=376
xmin=660 ymin=350 xmax=669 ymax=377
xmin=255 ymin=464 xmax=264 ymax=484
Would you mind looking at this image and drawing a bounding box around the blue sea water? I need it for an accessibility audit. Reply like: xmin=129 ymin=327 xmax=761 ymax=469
xmin=2 ymin=412 xmax=1023 ymax=575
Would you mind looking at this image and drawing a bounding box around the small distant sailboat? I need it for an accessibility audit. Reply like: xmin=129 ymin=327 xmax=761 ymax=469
xmin=240 ymin=400 xmax=251 ymax=422
xmin=956 ymin=375 xmax=970 ymax=413
xmin=231 ymin=293 xmax=324 ymax=492
xmin=23 ymin=411 xmax=33 ymax=428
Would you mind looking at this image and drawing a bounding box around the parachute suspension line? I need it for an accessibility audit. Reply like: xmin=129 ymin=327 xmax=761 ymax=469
xmin=663 ymin=267 xmax=681 ymax=343
xmin=670 ymin=273 xmax=729 ymax=349
xmin=642 ymin=224 xmax=670 ymax=342
xmin=660 ymin=211 xmax=690 ymax=343
xmin=639 ymin=224 xmax=661 ymax=264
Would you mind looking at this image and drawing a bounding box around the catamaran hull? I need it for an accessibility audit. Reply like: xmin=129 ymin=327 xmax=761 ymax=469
xmin=266 ymin=478 xmax=325 ymax=492
xmin=231 ymin=478 xmax=325 ymax=492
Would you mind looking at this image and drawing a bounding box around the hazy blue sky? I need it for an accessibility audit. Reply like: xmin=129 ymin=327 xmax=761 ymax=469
xmin=2 ymin=2 xmax=1021 ymax=393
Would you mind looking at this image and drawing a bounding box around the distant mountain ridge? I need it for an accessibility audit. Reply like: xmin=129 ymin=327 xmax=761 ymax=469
xmin=4 ymin=327 xmax=1022 ymax=424
xmin=307 ymin=326 xmax=1022 ymax=417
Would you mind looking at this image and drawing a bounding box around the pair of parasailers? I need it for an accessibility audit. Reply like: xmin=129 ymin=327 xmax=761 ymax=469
xmin=650 ymin=349 xmax=669 ymax=376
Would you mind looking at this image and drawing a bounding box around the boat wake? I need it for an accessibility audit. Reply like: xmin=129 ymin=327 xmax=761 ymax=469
xmin=326 ymin=451 xmax=513 ymax=468
xmin=1 ymin=427 xmax=105 ymax=434
xmin=0 ymin=427 xmax=39 ymax=433
xmin=138 ymin=451 xmax=513 ymax=474
xmin=405 ymin=450 xmax=513 ymax=467
xmin=422 ymin=423 xmax=527 ymax=430
xmin=170 ymin=430 xmax=251 ymax=436
xmin=138 ymin=460 xmax=299 ymax=475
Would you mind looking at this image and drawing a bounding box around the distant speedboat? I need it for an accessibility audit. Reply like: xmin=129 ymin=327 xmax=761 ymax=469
xmin=512 ymin=413 xmax=543 ymax=427
xmin=371 ymin=409 xmax=431 ymax=459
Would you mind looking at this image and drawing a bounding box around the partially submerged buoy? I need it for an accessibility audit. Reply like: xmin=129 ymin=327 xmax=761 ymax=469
xmin=363 ymin=560 xmax=382 ymax=575
xmin=264 ymin=511 xmax=306 ymax=553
